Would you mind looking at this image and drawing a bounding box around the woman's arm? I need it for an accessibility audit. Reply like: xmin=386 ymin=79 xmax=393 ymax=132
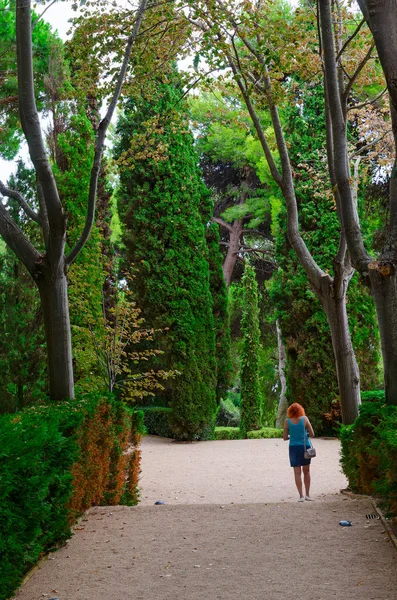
xmin=305 ymin=417 xmax=315 ymax=438
xmin=283 ymin=419 xmax=289 ymax=441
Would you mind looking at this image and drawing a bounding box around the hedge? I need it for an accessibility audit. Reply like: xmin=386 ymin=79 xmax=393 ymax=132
xmin=213 ymin=427 xmax=283 ymax=440
xmin=340 ymin=399 xmax=397 ymax=517
xmin=140 ymin=406 xmax=174 ymax=438
xmin=247 ymin=427 xmax=283 ymax=439
xmin=0 ymin=394 xmax=144 ymax=600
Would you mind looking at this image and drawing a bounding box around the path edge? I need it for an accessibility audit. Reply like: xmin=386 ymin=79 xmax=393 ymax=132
xmin=340 ymin=487 xmax=397 ymax=554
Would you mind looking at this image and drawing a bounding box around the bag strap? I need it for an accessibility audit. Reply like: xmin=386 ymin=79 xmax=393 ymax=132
xmin=303 ymin=420 xmax=312 ymax=449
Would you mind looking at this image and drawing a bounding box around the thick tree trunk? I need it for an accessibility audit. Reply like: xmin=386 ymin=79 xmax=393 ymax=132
xmin=369 ymin=271 xmax=397 ymax=404
xmin=322 ymin=283 xmax=361 ymax=424
xmin=38 ymin=269 xmax=74 ymax=401
xmin=275 ymin=320 xmax=288 ymax=428
xmin=222 ymin=219 xmax=243 ymax=286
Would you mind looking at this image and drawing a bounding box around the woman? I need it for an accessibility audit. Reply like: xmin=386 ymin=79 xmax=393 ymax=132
xmin=283 ymin=403 xmax=315 ymax=502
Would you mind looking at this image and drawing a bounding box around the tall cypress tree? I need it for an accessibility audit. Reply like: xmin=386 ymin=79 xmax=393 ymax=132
xmin=240 ymin=263 xmax=262 ymax=436
xmin=115 ymin=75 xmax=218 ymax=440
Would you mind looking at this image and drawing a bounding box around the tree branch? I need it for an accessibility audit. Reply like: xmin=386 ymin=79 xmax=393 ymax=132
xmin=335 ymin=18 xmax=366 ymax=62
xmin=16 ymin=0 xmax=64 ymax=246
xmin=211 ymin=216 xmax=234 ymax=233
xmin=343 ymin=43 xmax=375 ymax=102
xmin=32 ymin=0 xmax=57 ymax=29
xmin=66 ymin=0 xmax=149 ymax=266
xmin=0 ymin=202 xmax=41 ymax=276
xmin=348 ymin=86 xmax=387 ymax=111
xmin=319 ymin=0 xmax=370 ymax=270
xmin=0 ymin=180 xmax=40 ymax=223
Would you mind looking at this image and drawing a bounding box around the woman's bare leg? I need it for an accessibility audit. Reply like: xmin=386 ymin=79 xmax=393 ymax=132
xmin=303 ymin=465 xmax=311 ymax=497
xmin=293 ymin=466 xmax=303 ymax=498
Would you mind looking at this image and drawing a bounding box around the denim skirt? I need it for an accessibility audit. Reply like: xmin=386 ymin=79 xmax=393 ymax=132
xmin=289 ymin=444 xmax=311 ymax=467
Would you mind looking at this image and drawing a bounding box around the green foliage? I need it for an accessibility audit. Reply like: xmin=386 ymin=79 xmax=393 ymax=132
xmin=213 ymin=426 xmax=240 ymax=440
xmin=0 ymin=163 xmax=47 ymax=413
xmin=213 ymin=426 xmax=282 ymax=440
xmin=247 ymin=427 xmax=283 ymax=439
xmin=115 ymin=73 xmax=217 ymax=440
xmin=340 ymin=400 xmax=397 ymax=516
xmin=239 ymin=264 xmax=262 ymax=436
xmin=140 ymin=406 xmax=174 ymax=438
xmin=361 ymin=390 xmax=385 ymax=403
xmin=216 ymin=397 xmax=240 ymax=427
xmin=0 ymin=393 xmax=142 ymax=600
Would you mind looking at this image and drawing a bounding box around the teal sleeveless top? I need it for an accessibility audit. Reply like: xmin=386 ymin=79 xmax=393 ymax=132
xmin=287 ymin=416 xmax=306 ymax=446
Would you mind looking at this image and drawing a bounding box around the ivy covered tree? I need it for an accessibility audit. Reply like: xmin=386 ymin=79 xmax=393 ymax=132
xmin=115 ymin=74 xmax=218 ymax=439
xmin=239 ymin=263 xmax=262 ymax=436
xmin=205 ymin=221 xmax=233 ymax=403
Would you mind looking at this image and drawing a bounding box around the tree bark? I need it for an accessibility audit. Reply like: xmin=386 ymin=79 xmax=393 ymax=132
xmin=321 ymin=276 xmax=361 ymax=424
xmin=222 ymin=219 xmax=243 ymax=286
xmin=369 ymin=271 xmax=397 ymax=403
xmin=275 ymin=320 xmax=288 ymax=428
xmin=38 ymin=268 xmax=74 ymax=401
xmin=320 ymin=0 xmax=397 ymax=405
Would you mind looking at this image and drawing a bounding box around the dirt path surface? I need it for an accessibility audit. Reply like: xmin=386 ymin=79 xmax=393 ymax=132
xmin=139 ymin=435 xmax=347 ymax=504
xmin=14 ymin=436 xmax=397 ymax=600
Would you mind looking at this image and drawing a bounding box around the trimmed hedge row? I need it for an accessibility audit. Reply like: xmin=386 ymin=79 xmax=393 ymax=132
xmin=140 ymin=406 xmax=174 ymax=438
xmin=213 ymin=426 xmax=283 ymax=440
xmin=0 ymin=394 xmax=144 ymax=600
xmin=247 ymin=427 xmax=284 ymax=439
xmin=340 ymin=398 xmax=397 ymax=517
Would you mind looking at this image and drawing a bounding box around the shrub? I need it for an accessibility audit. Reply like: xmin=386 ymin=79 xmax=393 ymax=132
xmin=340 ymin=400 xmax=397 ymax=517
xmin=361 ymin=390 xmax=386 ymax=403
xmin=216 ymin=398 xmax=240 ymax=427
xmin=213 ymin=427 xmax=240 ymax=440
xmin=213 ymin=426 xmax=283 ymax=440
xmin=140 ymin=406 xmax=174 ymax=438
xmin=0 ymin=394 xmax=143 ymax=600
xmin=227 ymin=388 xmax=241 ymax=407
xmin=247 ymin=427 xmax=283 ymax=439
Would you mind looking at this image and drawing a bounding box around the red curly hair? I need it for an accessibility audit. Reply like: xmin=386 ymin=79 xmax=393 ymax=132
xmin=287 ymin=403 xmax=306 ymax=418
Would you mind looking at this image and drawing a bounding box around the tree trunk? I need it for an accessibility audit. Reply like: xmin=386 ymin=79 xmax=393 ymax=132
xmin=369 ymin=271 xmax=397 ymax=404
xmin=222 ymin=219 xmax=243 ymax=286
xmin=38 ymin=269 xmax=74 ymax=401
xmin=322 ymin=282 xmax=361 ymax=424
xmin=275 ymin=320 xmax=288 ymax=428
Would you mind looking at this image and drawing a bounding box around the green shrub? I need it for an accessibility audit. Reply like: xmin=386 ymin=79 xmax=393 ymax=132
xmin=213 ymin=427 xmax=240 ymax=440
xmin=247 ymin=427 xmax=283 ymax=439
xmin=140 ymin=406 xmax=174 ymax=438
xmin=216 ymin=398 xmax=240 ymax=427
xmin=0 ymin=394 xmax=143 ymax=600
xmin=361 ymin=390 xmax=385 ymax=403
xmin=227 ymin=388 xmax=241 ymax=408
xmin=213 ymin=426 xmax=283 ymax=440
xmin=340 ymin=400 xmax=397 ymax=517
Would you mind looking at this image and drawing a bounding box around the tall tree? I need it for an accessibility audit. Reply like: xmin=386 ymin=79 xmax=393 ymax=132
xmin=239 ymin=263 xmax=262 ymax=435
xmin=115 ymin=74 xmax=218 ymax=439
xmin=319 ymin=0 xmax=397 ymax=404
xmin=185 ymin=0 xmax=383 ymax=423
xmin=0 ymin=0 xmax=148 ymax=400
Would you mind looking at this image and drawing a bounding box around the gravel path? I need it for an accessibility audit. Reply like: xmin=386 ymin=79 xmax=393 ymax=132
xmin=139 ymin=435 xmax=348 ymax=505
xmin=14 ymin=436 xmax=397 ymax=600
